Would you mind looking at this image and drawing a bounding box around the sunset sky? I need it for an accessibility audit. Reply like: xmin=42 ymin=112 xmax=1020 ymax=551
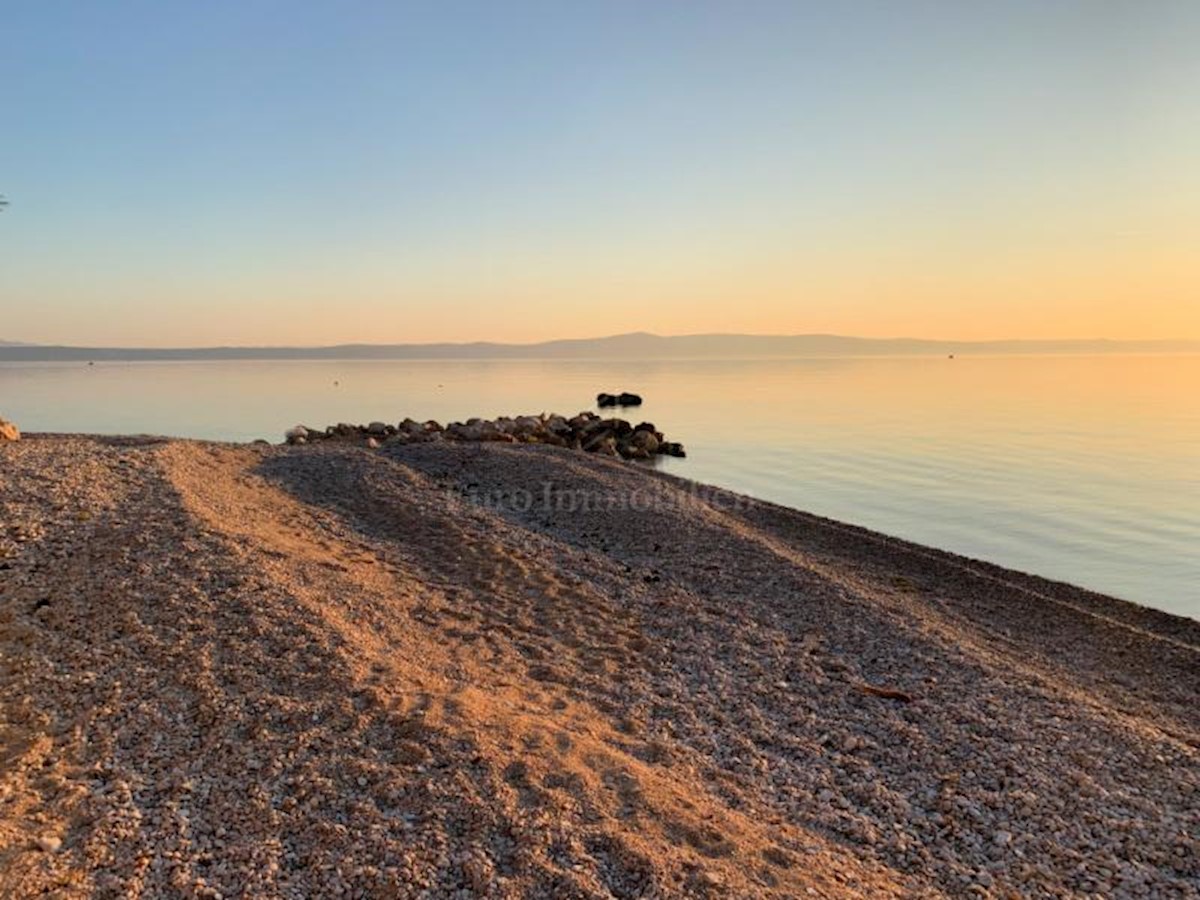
xmin=2 ymin=1 xmax=1197 ymax=346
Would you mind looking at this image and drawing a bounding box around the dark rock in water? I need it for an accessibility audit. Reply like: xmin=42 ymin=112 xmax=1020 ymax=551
xmin=662 ymin=442 xmax=686 ymax=458
xmin=628 ymin=429 xmax=659 ymax=454
xmin=618 ymin=441 xmax=651 ymax=460
xmin=597 ymin=392 xmax=643 ymax=408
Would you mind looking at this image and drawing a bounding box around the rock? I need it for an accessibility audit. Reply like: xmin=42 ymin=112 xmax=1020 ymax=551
xmin=596 ymin=392 xmax=643 ymax=407
xmin=35 ymin=835 xmax=61 ymax=853
xmin=582 ymin=430 xmax=614 ymax=453
xmin=0 ymin=416 xmax=19 ymax=442
xmin=514 ymin=415 xmax=541 ymax=432
xmin=585 ymin=436 xmax=617 ymax=456
xmin=294 ymin=410 xmax=684 ymax=461
xmin=619 ymin=442 xmax=650 ymax=460
xmin=446 ymin=423 xmax=484 ymax=441
xmin=629 ymin=430 xmax=659 ymax=454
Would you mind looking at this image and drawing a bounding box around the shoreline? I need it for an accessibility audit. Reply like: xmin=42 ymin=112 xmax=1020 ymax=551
xmin=2 ymin=435 xmax=1197 ymax=897
xmin=20 ymin=431 xmax=1200 ymax=632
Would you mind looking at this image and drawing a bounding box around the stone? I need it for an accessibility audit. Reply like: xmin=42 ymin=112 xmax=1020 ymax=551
xmin=447 ymin=423 xmax=485 ymax=441
xmin=514 ymin=415 xmax=541 ymax=432
xmin=0 ymin=416 xmax=19 ymax=442
xmin=697 ymin=870 xmax=724 ymax=888
xmin=290 ymin=410 xmax=683 ymax=462
xmin=629 ymin=430 xmax=659 ymax=454
xmin=587 ymin=436 xmax=617 ymax=456
xmin=36 ymin=835 xmax=61 ymax=853
xmin=596 ymin=392 xmax=643 ymax=408
xmin=583 ymin=432 xmax=614 ymax=453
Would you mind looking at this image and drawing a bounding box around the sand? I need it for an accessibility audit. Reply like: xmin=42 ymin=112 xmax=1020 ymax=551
xmin=1 ymin=435 xmax=1197 ymax=898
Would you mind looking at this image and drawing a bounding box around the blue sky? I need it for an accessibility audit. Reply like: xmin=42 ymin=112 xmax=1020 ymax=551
xmin=2 ymin=1 xmax=1197 ymax=345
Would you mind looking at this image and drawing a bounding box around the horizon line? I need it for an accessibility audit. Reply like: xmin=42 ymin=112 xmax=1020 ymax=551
xmin=4 ymin=331 xmax=1200 ymax=351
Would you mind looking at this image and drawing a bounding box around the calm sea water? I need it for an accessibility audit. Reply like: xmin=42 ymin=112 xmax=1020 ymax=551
xmin=2 ymin=355 xmax=1196 ymax=618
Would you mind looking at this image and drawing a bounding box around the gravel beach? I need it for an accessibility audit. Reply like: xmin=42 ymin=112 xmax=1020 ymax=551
xmin=1 ymin=435 xmax=1197 ymax=898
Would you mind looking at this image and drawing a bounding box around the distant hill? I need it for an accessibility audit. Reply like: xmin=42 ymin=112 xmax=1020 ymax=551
xmin=0 ymin=339 xmax=33 ymax=347
xmin=0 ymin=332 xmax=1196 ymax=361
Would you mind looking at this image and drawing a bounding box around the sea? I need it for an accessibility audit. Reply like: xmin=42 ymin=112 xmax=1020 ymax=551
xmin=2 ymin=354 xmax=1196 ymax=619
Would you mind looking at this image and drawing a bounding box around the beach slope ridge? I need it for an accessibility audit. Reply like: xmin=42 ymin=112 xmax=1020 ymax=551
xmin=0 ymin=436 xmax=1196 ymax=897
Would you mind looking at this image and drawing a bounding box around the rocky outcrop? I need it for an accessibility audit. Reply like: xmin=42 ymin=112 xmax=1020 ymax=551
xmin=284 ymin=412 xmax=685 ymax=459
xmin=596 ymin=392 xmax=643 ymax=408
xmin=0 ymin=416 xmax=20 ymax=442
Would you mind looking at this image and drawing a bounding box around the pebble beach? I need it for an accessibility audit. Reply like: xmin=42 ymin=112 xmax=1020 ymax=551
xmin=1 ymin=434 xmax=1197 ymax=898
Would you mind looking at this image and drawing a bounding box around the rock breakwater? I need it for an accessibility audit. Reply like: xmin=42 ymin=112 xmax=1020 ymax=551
xmin=285 ymin=412 xmax=685 ymax=459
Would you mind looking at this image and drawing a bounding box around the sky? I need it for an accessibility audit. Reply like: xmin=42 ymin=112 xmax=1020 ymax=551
xmin=1 ymin=1 xmax=1197 ymax=346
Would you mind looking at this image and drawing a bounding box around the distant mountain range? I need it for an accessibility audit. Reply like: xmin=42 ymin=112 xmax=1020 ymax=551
xmin=0 ymin=332 xmax=1196 ymax=361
